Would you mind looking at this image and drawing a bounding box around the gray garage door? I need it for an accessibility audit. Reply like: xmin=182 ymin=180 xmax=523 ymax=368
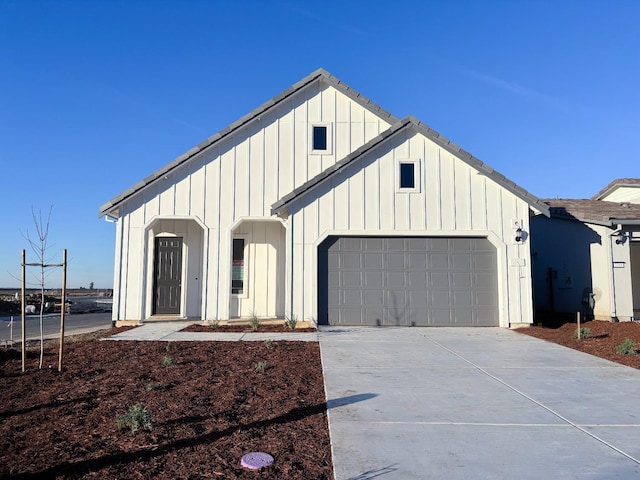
xmin=318 ymin=237 xmax=498 ymax=326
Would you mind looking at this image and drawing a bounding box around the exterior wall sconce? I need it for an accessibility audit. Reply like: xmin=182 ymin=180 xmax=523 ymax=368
xmin=615 ymin=232 xmax=626 ymax=245
xmin=515 ymin=227 xmax=523 ymax=243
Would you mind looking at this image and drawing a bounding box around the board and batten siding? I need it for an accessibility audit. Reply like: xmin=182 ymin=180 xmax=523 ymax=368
xmin=110 ymin=81 xmax=392 ymax=322
xmin=287 ymin=129 xmax=534 ymax=328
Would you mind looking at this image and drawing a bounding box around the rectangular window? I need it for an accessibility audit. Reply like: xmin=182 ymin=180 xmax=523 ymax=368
xmin=310 ymin=123 xmax=332 ymax=154
xmin=231 ymin=238 xmax=245 ymax=295
xmin=396 ymin=159 xmax=420 ymax=193
xmin=313 ymin=125 xmax=327 ymax=151
xmin=399 ymin=163 xmax=415 ymax=189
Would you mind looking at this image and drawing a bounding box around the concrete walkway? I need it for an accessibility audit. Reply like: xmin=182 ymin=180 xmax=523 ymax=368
xmin=107 ymin=321 xmax=318 ymax=342
xmin=319 ymin=326 xmax=640 ymax=480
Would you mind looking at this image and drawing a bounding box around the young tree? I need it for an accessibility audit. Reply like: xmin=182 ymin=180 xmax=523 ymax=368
xmin=22 ymin=206 xmax=55 ymax=369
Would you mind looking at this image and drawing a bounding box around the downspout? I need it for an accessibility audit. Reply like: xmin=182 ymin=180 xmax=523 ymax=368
xmin=608 ymin=224 xmax=623 ymax=322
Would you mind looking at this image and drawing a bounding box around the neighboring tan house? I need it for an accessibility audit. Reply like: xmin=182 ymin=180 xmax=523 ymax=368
xmin=99 ymin=68 xmax=550 ymax=328
xmin=531 ymin=179 xmax=640 ymax=322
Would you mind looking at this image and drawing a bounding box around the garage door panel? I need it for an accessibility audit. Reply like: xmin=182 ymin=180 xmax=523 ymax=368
xmin=453 ymin=291 xmax=473 ymax=306
xmin=328 ymin=252 xmax=339 ymax=268
xmin=408 ymin=271 xmax=427 ymax=288
xmin=476 ymin=290 xmax=498 ymax=306
xmin=430 ymin=272 xmax=449 ymax=287
xmin=364 ymin=253 xmax=383 ymax=268
xmin=319 ymin=236 xmax=498 ymax=326
xmin=475 ymin=253 xmax=496 ymax=269
xmin=430 ymin=309 xmax=452 ymax=325
xmin=429 ymin=254 xmax=449 ymax=269
xmin=342 ymin=271 xmax=362 ymax=287
xmin=387 ymin=271 xmax=405 ymax=287
xmin=387 ymin=238 xmax=405 ymax=250
xmin=343 ymin=289 xmax=362 ymax=304
xmin=408 ymin=238 xmax=427 ymax=250
xmin=387 ymin=254 xmax=405 ymax=268
xmin=407 ymin=253 xmax=427 ymax=269
xmin=453 ymin=254 xmax=472 ymax=270
xmin=364 ymin=238 xmax=383 ymax=249
xmin=364 ymin=308 xmax=384 ymax=325
xmin=432 ymin=290 xmax=451 ymax=306
xmin=452 ymin=272 xmax=472 ymax=287
xmin=363 ymin=290 xmax=383 ymax=305
xmin=475 ymin=308 xmax=497 ymax=325
xmin=364 ymin=271 xmax=383 ymax=287
xmin=453 ymin=308 xmax=473 ymax=325
xmin=407 ymin=291 xmax=427 ymax=306
xmin=342 ymin=253 xmax=361 ymax=269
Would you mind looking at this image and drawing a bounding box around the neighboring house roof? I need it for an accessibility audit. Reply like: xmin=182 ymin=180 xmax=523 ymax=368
xmin=544 ymin=198 xmax=640 ymax=226
xmin=592 ymin=178 xmax=640 ymax=201
xmin=99 ymin=68 xmax=399 ymax=218
xmin=272 ymin=116 xmax=550 ymax=217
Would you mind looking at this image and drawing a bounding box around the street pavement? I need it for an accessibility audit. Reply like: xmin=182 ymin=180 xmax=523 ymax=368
xmin=0 ymin=312 xmax=112 ymax=346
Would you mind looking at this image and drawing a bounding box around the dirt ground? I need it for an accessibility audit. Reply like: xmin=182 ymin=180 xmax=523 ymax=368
xmin=517 ymin=319 xmax=640 ymax=369
xmin=3 ymin=319 xmax=638 ymax=479
xmin=0 ymin=328 xmax=332 ymax=479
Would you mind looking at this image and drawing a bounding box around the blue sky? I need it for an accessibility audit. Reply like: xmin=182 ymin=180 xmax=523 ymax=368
xmin=1 ymin=0 xmax=638 ymax=289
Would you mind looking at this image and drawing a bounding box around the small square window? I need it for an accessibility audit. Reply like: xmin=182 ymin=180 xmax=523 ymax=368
xmin=399 ymin=163 xmax=415 ymax=189
xmin=313 ymin=126 xmax=327 ymax=151
xmin=396 ymin=159 xmax=420 ymax=193
xmin=310 ymin=123 xmax=332 ymax=154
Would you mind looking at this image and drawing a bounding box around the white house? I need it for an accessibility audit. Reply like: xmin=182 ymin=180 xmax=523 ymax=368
xmin=531 ymin=179 xmax=640 ymax=322
xmin=99 ymin=69 xmax=550 ymax=328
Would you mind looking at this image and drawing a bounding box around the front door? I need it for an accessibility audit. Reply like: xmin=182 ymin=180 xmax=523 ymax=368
xmin=153 ymin=237 xmax=183 ymax=315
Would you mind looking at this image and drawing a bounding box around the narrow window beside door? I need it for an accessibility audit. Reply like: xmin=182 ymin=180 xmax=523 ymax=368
xmin=232 ymin=238 xmax=245 ymax=295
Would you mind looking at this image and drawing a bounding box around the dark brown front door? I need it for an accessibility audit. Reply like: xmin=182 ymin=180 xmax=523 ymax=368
xmin=153 ymin=237 xmax=182 ymax=315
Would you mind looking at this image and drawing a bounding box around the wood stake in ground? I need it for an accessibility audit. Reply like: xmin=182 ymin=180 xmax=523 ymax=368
xmin=58 ymin=249 xmax=67 ymax=372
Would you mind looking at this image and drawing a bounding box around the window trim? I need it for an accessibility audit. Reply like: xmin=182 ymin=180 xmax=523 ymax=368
xmin=396 ymin=158 xmax=421 ymax=193
xmin=309 ymin=123 xmax=333 ymax=155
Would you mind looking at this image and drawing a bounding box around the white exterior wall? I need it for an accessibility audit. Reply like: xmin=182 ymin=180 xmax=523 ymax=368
xmin=531 ymin=217 xmax=638 ymax=321
xmin=600 ymin=186 xmax=640 ymax=204
xmin=110 ymin=81 xmax=392 ymax=322
xmin=287 ymin=130 xmax=535 ymax=328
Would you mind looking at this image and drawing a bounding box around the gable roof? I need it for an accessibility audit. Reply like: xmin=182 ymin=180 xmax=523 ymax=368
xmin=271 ymin=116 xmax=550 ymax=217
xmin=99 ymin=68 xmax=399 ymax=218
xmin=592 ymin=178 xmax=640 ymax=201
xmin=544 ymin=198 xmax=640 ymax=226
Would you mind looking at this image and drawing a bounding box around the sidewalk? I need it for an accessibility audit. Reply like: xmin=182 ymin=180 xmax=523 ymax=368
xmin=107 ymin=321 xmax=318 ymax=342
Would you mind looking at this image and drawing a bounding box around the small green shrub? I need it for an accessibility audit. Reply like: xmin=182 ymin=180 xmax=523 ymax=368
xmin=249 ymin=313 xmax=260 ymax=331
xmin=616 ymin=338 xmax=637 ymax=355
xmin=572 ymin=327 xmax=591 ymax=339
xmin=264 ymin=339 xmax=273 ymax=349
xmin=206 ymin=319 xmax=220 ymax=330
xmin=284 ymin=315 xmax=298 ymax=330
xmin=165 ymin=341 xmax=174 ymax=352
xmin=162 ymin=355 xmax=174 ymax=366
xmin=117 ymin=403 xmax=153 ymax=435
xmin=254 ymin=360 xmax=268 ymax=373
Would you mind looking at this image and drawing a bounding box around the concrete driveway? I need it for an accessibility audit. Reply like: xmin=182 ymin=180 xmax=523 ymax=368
xmin=319 ymin=327 xmax=640 ymax=480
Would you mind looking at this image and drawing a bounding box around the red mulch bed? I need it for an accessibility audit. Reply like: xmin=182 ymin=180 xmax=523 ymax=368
xmin=181 ymin=324 xmax=317 ymax=333
xmin=517 ymin=320 xmax=640 ymax=369
xmin=0 ymin=328 xmax=332 ymax=479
